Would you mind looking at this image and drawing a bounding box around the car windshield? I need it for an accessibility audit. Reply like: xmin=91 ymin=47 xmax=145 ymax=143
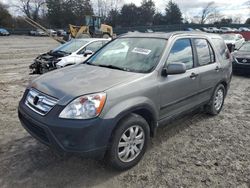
xmin=86 ymin=37 xmax=166 ymax=73
xmin=52 ymin=39 xmax=88 ymax=53
xmin=239 ymin=43 xmax=250 ymax=51
xmin=221 ymin=34 xmax=236 ymax=40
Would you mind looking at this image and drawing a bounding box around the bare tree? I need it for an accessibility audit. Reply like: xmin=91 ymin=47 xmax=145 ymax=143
xmin=13 ymin=0 xmax=46 ymax=21
xmin=206 ymin=8 xmax=224 ymax=24
xmin=93 ymin=0 xmax=123 ymax=18
xmin=199 ymin=2 xmax=215 ymax=24
xmin=233 ymin=15 xmax=242 ymax=24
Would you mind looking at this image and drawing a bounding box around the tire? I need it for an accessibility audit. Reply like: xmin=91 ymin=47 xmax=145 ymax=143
xmin=106 ymin=113 xmax=150 ymax=171
xmin=102 ymin=33 xmax=110 ymax=38
xmin=205 ymin=84 xmax=226 ymax=115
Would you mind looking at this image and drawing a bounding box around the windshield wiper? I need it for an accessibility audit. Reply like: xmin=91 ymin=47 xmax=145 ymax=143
xmin=97 ymin=64 xmax=131 ymax=72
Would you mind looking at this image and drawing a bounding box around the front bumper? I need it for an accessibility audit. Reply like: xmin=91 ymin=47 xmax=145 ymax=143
xmin=233 ymin=62 xmax=250 ymax=75
xmin=18 ymin=92 xmax=116 ymax=159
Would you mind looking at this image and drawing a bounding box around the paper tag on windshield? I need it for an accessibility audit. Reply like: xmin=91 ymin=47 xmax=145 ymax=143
xmin=131 ymin=47 xmax=151 ymax=55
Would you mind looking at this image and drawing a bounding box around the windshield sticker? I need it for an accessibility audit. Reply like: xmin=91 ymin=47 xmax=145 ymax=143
xmin=131 ymin=47 xmax=151 ymax=55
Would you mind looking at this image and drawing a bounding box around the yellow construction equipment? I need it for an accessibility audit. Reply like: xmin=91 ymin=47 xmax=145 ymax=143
xmin=69 ymin=15 xmax=115 ymax=39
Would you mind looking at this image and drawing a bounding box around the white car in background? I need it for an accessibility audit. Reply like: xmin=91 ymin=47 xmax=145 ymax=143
xmin=238 ymin=27 xmax=250 ymax=32
xmin=221 ymin=33 xmax=245 ymax=51
xmin=220 ymin=27 xmax=233 ymax=33
xmin=30 ymin=38 xmax=110 ymax=74
xmin=207 ymin=27 xmax=221 ymax=33
xmin=56 ymin=38 xmax=110 ymax=68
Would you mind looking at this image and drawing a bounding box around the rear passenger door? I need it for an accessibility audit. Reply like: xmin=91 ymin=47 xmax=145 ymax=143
xmin=159 ymin=38 xmax=200 ymax=120
xmin=193 ymin=38 xmax=221 ymax=103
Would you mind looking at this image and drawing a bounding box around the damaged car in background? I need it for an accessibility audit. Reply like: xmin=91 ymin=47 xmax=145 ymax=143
xmin=30 ymin=38 xmax=110 ymax=74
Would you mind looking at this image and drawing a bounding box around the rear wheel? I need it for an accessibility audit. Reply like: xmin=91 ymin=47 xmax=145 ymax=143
xmin=205 ymin=84 xmax=225 ymax=115
xmin=103 ymin=33 xmax=110 ymax=38
xmin=106 ymin=114 xmax=150 ymax=170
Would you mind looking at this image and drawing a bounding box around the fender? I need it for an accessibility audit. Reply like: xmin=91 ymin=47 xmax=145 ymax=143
xmin=103 ymin=96 xmax=159 ymax=135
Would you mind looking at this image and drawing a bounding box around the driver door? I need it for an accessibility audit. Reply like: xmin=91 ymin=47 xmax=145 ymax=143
xmin=159 ymin=38 xmax=200 ymax=120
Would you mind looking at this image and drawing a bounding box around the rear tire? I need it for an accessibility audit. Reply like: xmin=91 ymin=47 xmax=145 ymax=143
xmin=205 ymin=84 xmax=225 ymax=115
xmin=106 ymin=113 xmax=150 ymax=171
xmin=103 ymin=33 xmax=110 ymax=38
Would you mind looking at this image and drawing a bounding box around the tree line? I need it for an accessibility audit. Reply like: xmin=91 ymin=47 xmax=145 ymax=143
xmin=0 ymin=0 xmax=249 ymax=29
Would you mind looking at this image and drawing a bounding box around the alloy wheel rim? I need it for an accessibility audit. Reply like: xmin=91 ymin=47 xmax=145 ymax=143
xmin=117 ymin=125 xmax=145 ymax=163
xmin=214 ymin=89 xmax=224 ymax=111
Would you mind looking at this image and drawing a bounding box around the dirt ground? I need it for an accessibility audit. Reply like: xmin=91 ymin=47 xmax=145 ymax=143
xmin=0 ymin=36 xmax=250 ymax=188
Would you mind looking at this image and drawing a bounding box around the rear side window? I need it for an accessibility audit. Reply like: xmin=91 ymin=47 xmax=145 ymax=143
xmin=167 ymin=39 xmax=194 ymax=70
xmin=194 ymin=39 xmax=215 ymax=66
xmin=212 ymin=38 xmax=230 ymax=60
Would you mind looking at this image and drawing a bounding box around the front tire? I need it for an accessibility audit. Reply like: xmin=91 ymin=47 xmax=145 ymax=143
xmin=107 ymin=113 xmax=150 ymax=170
xmin=205 ymin=84 xmax=226 ymax=115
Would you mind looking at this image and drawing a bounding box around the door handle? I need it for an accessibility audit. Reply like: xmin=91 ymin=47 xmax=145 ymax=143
xmin=190 ymin=72 xmax=199 ymax=79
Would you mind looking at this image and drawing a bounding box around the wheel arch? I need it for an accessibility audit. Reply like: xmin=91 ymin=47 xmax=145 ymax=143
xmin=108 ymin=104 xmax=158 ymax=145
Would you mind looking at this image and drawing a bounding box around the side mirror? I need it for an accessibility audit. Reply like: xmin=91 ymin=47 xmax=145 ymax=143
xmin=83 ymin=50 xmax=93 ymax=57
xmin=162 ymin=63 xmax=186 ymax=76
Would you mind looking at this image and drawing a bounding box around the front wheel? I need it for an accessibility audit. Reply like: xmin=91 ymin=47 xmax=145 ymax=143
xmin=205 ymin=84 xmax=226 ymax=115
xmin=106 ymin=114 xmax=150 ymax=170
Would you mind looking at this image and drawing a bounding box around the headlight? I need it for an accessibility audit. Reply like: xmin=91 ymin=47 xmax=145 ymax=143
xmin=59 ymin=93 xmax=106 ymax=119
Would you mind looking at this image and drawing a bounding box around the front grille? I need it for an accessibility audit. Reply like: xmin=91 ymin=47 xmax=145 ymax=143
xmin=19 ymin=112 xmax=50 ymax=144
xmin=25 ymin=89 xmax=58 ymax=116
xmin=236 ymin=58 xmax=250 ymax=64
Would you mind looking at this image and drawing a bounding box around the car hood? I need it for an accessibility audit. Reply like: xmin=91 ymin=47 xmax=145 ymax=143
xmin=30 ymin=64 xmax=145 ymax=105
xmin=57 ymin=54 xmax=88 ymax=67
xmin=232 ymin=51 xmax=250 ymax=59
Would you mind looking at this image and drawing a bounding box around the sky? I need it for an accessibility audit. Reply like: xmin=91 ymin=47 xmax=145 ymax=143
xmin=125 ymin=0 xmax=250 ymax=22
xmin=1 ymin=0 xmax=249 ymax=23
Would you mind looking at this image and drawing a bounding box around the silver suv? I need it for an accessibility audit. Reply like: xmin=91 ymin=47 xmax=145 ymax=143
xmin=18 ymin=32 xmax=232 ymax=170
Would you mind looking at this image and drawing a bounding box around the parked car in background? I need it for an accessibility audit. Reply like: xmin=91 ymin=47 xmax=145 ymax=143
xmin=57 ymin=29 xmax=67 ymax=37
xmin=232 ymin=42 xmax=250 ymax=74
xmin=185 ymin=28 xmax=194 ymax=31
xmin=29 ymin=38 xmax=110 ymax=74
xmin=0 ymin=28 xmax=10 ymax=36
xmin=201 ymin=27 xmax=209 ymax=32
xmin=221 ymin=33 xmax=245 ymax=52
xmin=29 ymin=29 xmax=47 ymax=36
xmin=231 ymin=28 xmax=239 ymax=32
xmin=195 ymin=28 xmax=202 ymax=32
xmin=238 ymin=27 xmax=250 ymax=32
xmin=19 ymin=32 xmax=232 ymax=170
xmin=47 ymin=29 xmax=57 ymax=36
xmin=208 ymin=27 xmax=221 ymax=33
xmin=220 ymin=27 xmax=233 ymax=33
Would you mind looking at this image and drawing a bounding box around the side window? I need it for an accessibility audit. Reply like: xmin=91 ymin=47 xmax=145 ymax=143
xmin=86 ymin=41 xmax=103 ymax=52
xmin=194 ymin=39 xmax=214 ymax=66
xmin=212 ymin=38 xmax=230 ymax=60
xmin=167 ymin=39 xmax=194 ymax=70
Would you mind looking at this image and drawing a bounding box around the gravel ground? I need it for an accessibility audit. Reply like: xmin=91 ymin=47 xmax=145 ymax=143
xmin=0 ymin=36 xmax=250 ymax=188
